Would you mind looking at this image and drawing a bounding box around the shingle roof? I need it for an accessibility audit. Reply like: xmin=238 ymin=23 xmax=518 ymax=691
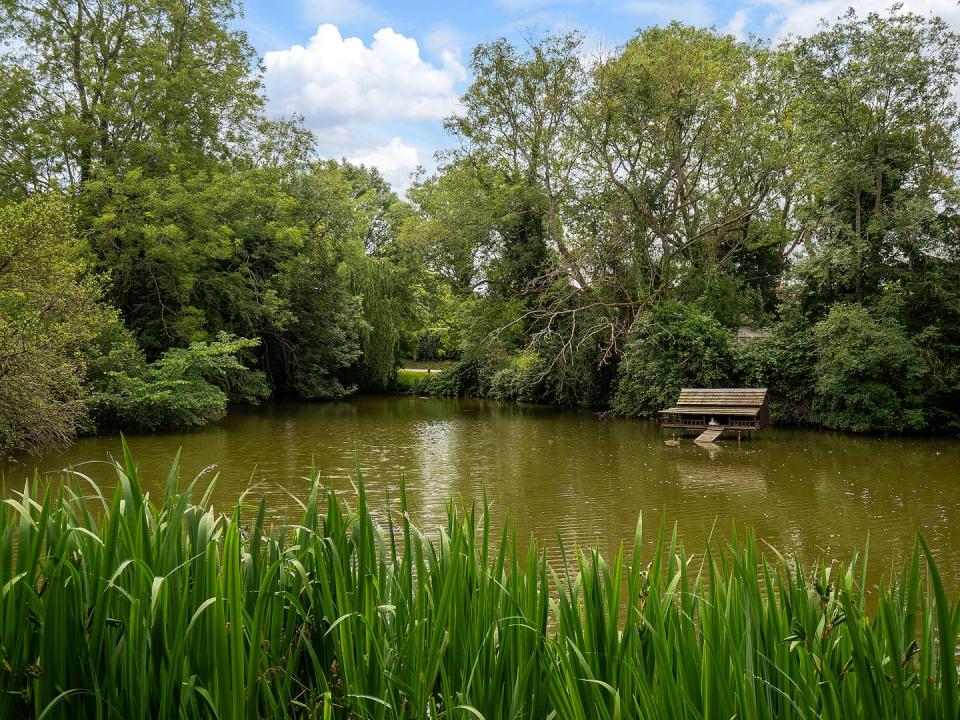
xmin=660 ymin=405 xmax=761 ymax=416
xmin=674 ymin=388 xmax=767 ymax=407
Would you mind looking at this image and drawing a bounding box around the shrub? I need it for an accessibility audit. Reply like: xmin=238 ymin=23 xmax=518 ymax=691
xmin=489 ymin=351 xmax=546 ymax=402
xmin=809 ymin=303 xmax=930 ymax=433
xmin=88 ymin=333 xmax=269 ymax=432
xmin=732 ymin=319 xmax=817 ymax=425
xmin=612 ymin=302 xmax=733 ymax=417
xmin=422 ymin=358 xmax=487 ymax=396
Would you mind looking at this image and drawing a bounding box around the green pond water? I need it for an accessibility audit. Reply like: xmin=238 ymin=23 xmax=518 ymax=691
xmin=3 ymin=395 xmax=960 ymax=592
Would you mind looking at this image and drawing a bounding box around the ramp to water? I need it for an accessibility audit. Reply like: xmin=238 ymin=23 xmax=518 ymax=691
xmin=695 ymin=426 xmax=723 ymax=443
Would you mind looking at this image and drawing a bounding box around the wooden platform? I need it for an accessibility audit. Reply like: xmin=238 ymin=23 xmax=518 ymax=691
xmin=695 ymin=425 xmax=723 ymax=443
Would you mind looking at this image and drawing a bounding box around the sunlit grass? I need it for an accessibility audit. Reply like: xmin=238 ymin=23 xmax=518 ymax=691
xmin=396 ymin=369 xmax=430 ymax=391
xmin=2 ymin=442 xmax=958 ymax=718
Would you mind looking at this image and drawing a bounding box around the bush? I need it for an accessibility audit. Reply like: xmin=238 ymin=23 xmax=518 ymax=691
xmin=422 ymin=358 xmax=486 ymax=396
xmin=489 ymin=351 xmax=546 ymax=402
xmin=395 ymin=369 xmax=429 ymax=392
xmin=809 ymin=303 xmax=930 ymax=433
xmin=731 ymin=319 xmax=817 ymax=425
xmin=88 ymin=333 xmax=269 ymax=432
xmin=612 ymin=302 xmax=733 ymax=417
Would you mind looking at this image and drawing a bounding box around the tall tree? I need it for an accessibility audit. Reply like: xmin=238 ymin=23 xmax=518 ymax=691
xmin=3 ymin=0 xmax=262 ymax=188
xmin=0 ymin=195 xmax=113 ymax=451
xmin=448 ymin=32 xmax=587 ymax=290
xmin=790 ymin=7 xmax=960 ymax=310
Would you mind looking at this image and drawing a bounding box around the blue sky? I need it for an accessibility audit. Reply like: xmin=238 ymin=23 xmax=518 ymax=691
xmin=239 ymin=0 xmax=960 ymax=191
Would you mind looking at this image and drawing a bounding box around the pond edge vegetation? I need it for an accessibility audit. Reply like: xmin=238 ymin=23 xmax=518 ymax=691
xmin=2 ymin=445 xmax=959 ymax=719
xmin=5 ymin=4 xmax=960 ymax=458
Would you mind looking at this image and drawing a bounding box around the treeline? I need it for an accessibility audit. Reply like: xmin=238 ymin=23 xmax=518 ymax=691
xmin=408 ymin=8 xmax=960 ymax=435
xmin=0 ymin=0 xmax=428 ymax=453
xmin=2 ymin=2 xmax=959 ymax=453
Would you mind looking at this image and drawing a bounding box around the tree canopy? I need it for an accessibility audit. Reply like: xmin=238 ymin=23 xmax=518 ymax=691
xmin=1 ymin=2 xmax=959 ymax=450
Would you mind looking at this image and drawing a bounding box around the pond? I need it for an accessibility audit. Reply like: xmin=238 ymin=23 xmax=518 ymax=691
xmin=4 ymin=395 xmax=960 ymax=593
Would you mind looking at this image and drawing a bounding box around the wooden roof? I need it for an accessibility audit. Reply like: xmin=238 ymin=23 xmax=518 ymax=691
xmin=660 ymin=405 xmax=761 ymax=416
xmin=659 ymin=388 xmax=768 ymax=416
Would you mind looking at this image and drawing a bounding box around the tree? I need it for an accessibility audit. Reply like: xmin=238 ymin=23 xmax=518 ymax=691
xmin=0 ymin=64 xmax=59 ymax=201
xmin=790 ymin=7 xmax=960 ymax=311
xmin=447 ymin=32 xmax=587 ymax=291
xmin=0 ymin=195 xmax=112 ymax=452
xmin=2 ymin=0 xmax=262 ymax=190
xmin=809 ymin=303 xmax=929 ymax=433
xmin=612 ymin=302 xmax=733 ymax=417
xmin=266 ymin=161 xmax=366 ymax=398
xmin=578 ymin=24 xmax=796 ymax=305
xmin=403 ymin=159 xmax=500 ymax=295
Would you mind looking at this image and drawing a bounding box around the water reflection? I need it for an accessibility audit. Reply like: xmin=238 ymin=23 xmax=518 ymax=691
xmin=3 ymin=396 xmax=959 ymax=592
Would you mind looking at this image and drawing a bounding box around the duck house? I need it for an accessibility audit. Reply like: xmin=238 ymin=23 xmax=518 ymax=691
xmin=659 ymin=388 xmax=769 ymax=438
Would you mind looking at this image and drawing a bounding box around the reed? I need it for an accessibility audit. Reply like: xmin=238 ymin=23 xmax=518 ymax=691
xmin=1 ymin=442 xmax=958 ymax=719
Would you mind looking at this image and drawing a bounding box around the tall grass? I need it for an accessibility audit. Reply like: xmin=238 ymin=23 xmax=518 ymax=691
xmin=2 ymin=443 xmax=958 ymax=719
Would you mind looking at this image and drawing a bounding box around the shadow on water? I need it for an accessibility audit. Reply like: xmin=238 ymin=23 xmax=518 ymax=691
xmin=3 ymin=395 xmax=959 ymax=592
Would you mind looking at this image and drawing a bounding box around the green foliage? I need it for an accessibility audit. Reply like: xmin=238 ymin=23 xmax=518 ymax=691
xmin=677 ymin=269 xmax=769 ymax=328
xmin=88 ymin=334 xmax=268 ymax=432
xmin=395 ymin=369 xmax=429 ymax=392
xmin=904 ymin=259 xmax=960 ymax=430
xmin=3 ymin=2 xmax=960 ymax=436
xmin=414 ymin=329 xmax=446 ymax=362
xmin=809 ymin=304 xmax=930 ymax=433
xmin=0 ymin=1 xmax=428 ymax=426
xmin=348 ymin=257 xmax=413 ymax=391
xmin=409 ymin=9 xmax=960 ymax=433
xmin=423 ymin=358 xmax=487 ymax=397
xmin=0 ymin=195 xmax=113 ymax=452
xmin=3 ymin=0 xmax=263 ymax=190
xmin=82 ymin=166 xmax=294 ymax=356
xmin=403 ymin=159 xmax=500 ymax=294
xmin=732 ymin=316 xmax=818 ymax=424
xmin=2 ymin=452 xmax=959 ymax=718
xmin=790 ymin=8 xmax=960 ymax=312
xmin=613 ymin=302 xmax=733 ymax=417
xmin=488 ymin=351 xmax=547 ymax=402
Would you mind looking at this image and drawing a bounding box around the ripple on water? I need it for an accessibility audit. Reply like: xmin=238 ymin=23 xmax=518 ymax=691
xmin=2 ymin=396 xmax=960 ymax=591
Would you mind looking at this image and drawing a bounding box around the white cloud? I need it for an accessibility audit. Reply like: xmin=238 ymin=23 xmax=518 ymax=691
xmin=757 ymin=0 xmax=960 ymax=41
xmin=723 ymin=9 xmax=751 ymax=39
xmin=262 ymin=24 xmax=464 ymax=191
xmin=264 ymin=24 xmax=463 ymax=129
xmin=347 ymin=137 xmax=421 ymax=191
xmin=424 ymin=23 xmax=465 ymax=57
